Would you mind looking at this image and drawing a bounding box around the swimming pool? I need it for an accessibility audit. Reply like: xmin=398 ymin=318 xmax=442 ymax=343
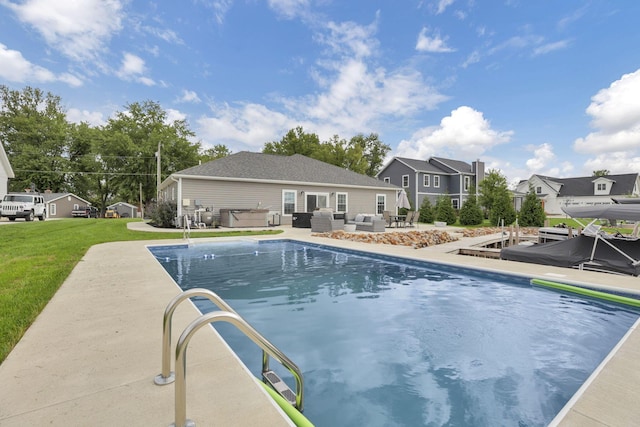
xmin=150 ymin=240 xmax=640 ymax=427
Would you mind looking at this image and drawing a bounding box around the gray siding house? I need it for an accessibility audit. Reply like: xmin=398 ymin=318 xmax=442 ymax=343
xmin=43 ymin=192 xmax=92 ymax=218
xmin=107 ymin=202 xmax=139 ymax=218
xmin=515 ymin=173 xmax=640 ymax=215
xmin=159 ymin=152 xmax=400 ymax=225
xmin=377 ymin=157 xmax=485 ymax=210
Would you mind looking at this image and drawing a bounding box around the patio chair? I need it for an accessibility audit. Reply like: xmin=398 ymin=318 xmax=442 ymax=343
xmin=310 ymin=210 xmax=344 ymax=233
xmin=382 ymin=211 xmax=393 ymax=227
xmin=406 ymin=210 xmax=419 ymax=227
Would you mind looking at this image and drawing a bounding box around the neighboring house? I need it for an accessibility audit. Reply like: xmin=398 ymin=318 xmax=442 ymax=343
xmin=107 ymin=202 xmax=139 ymax=218
xmin=0 ymin=141 xmax=15 ymax=200
xmin=377 ymin=156 xmax=485 ymax=210
xmin=159 ymin=151 xmax=400 ymax=225
xmin=514 ymin=173 xmax=640 ymax=215
xmin=43 ymin=191 xmax=92 ymax=218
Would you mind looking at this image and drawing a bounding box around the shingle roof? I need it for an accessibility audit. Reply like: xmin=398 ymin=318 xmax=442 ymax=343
xmin=393 ymin=157 xmax=446 ymax=173
xmin=431 ymin=157 xmax=474 ymax=174
xmin=538 ymin=174 xmax=638 ymax=196
xmin=175 ymin=152 xmax=398 ymax=189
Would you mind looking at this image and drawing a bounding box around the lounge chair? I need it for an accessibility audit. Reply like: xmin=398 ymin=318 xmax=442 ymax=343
xmin=310 ymin=210 xmax=344 ymax=232
xmin=382 ymin=211 xmax=393 ymax=227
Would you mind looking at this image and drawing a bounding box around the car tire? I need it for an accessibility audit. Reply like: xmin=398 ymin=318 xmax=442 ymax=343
xmin=38 ymin=211 xmax=46 ymax=221
xmin=8 ymin=217 xmax=15 ymax=221
xmin=26 ymin=211 xmax=34 ymax=221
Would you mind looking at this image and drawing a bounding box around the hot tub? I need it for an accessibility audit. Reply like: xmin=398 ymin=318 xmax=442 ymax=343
xmin=219 ymin=209 xmax=269 ymax=227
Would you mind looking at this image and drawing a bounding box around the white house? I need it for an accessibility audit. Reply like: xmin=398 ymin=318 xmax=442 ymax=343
xmin=514 ymin=173 xmax=640 ymax=215
xmin=0 ymin=142 xmax=15 ymax=200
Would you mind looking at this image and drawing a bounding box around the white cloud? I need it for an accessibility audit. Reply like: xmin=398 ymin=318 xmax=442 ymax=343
xmin=435 ymin=0 xmax=455 ymax=14
xmin=0 ymin=43 xmax=83 ymax=86
xmin=196 ymin=102 xmax=293 ymax=149
xmin=532 ymin=39 xmax=571 ymax=56
xmin=165 ymin=108 xmax=187 ymax=124
xmin=396 ymin=106 xmax=513 ymax=160
xmin=2 ymin=0 xmax=124 ymax=62
xmin=116 ymin=52 xmax=155 ymax=85
xmin=415 ymin=28 xmax=455 ymax=53
xmin=267 ymin=0 xmax=310 ymax=20
xmin=67 ymin=108 xmax=105 ymax=126
xmin=177 ymin=90 xmax=201 ymax=104
xmin=524 ymin=143 xmax=574 ymax=177
xmin=574 ymin=69 xmax=640 ymax=172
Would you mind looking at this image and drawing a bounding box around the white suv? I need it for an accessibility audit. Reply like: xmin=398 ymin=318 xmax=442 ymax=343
xmin=0 ymin=193 xmax=46 ymax=221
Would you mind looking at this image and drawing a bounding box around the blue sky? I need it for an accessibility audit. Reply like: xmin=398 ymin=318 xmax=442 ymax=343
xmin=1 ymin=0 xmax=640 ymax=186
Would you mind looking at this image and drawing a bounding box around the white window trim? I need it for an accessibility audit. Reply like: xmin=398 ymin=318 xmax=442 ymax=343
xmin=376 ymin=194 xmax=386 ymax=215
xmin=383 ymin=177 xmax=390 ymax=183
xmin=336 ymin=192 xmax=348 ymax=213
xmin=402 ymin=175 xmax=409 ymax=187
xmin=423 ymin=174 xmax=430 ymax=187
xmin=464 ymin=176 xmax=470 ymax=191
xmin=304 ymin=192 xmax=330 ymax=212
xmin=282 ymin=189 xmax=297 ymax=216
xmin=433 ymin=175 xmax=440 ymax=188
xmin=50 ymin=203 xmax=57 ymax=216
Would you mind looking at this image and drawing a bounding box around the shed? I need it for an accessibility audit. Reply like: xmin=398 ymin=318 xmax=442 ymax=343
xmin=107 ymin=202 xmax=139 ymax=218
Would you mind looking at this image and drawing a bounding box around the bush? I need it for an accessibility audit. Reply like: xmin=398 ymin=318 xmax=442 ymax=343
xmin=149 ymin=200 xmax=177 ymax=228
xmin=459 ymin=195 xmax=484 ymax=225
xmin=419 ymin=197 xmax=434 ymax=223
xmin=519 ymin=188 xmax=546 ymax=227
xmin=489 ymin=193 xmax=516 ymax=226
xmin=435 ymin=195 xmax=457 ymax=225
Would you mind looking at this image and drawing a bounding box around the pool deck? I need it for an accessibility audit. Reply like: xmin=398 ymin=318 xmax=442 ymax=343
xmin=0 ymin=223 xmax=639 ymax=426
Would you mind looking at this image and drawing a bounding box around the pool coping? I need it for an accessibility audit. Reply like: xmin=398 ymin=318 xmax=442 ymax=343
xmin=1 ymin=224 xmax=639 ymax=426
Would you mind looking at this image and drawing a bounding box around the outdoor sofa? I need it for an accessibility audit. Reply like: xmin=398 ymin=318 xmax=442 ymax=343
xmin=310 ymin=210 xmax=344 ymax=232
xmin=352 ymin=213 xmax=386 ymax=232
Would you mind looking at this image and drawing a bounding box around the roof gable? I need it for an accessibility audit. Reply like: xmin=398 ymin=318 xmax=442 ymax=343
xmin=44 ymin=192 xmax=91 ymax=205
xmin=175 ymin=152 xmax=398 ymax=189
xmin=431 ymin=157 xmax=473 ymax=174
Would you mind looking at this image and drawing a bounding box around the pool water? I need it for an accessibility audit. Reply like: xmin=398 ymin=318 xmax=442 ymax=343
xmin=150 ymin=240 xmax=640 ymax=427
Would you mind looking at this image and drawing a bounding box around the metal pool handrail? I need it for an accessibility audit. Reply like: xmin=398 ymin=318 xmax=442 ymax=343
xmin=154 ymin=288 xmax=238 ymax=385
xmin=171 ymin=311 xmax=304 ymax=427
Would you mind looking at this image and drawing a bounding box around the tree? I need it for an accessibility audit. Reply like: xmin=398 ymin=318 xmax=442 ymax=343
xmin=104 ymin=100 xmax=200 ymax=206
xmin=0 ymin=85 xmax=70 ymax=192
xmin=459 ymin=194 xmax=484 ymax=225
xmin=434 ymin=194 xmax=457 ymax=225
xmin=518 ymin=186 xmax=546 ymax=227
xmin=262 ymin=127 xmax=391 ymax=177
xmin=592 ymin=169 xmax=610 ymax=177
xmin=419 ymin=197 xmax=434 ymax=223
xmin=199 ymin=144 xmax=231 ymax=162
xmin=489 ymin=191 xmax=516 ymax=226
xmin=479 ymin=169 xmax=510 ymax=220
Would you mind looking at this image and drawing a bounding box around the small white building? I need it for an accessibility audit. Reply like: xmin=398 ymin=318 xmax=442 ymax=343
xmin=0 ymin=142 xmax=15 ymax=200
xmin=514 ymin=173 xmax=640 ymax=215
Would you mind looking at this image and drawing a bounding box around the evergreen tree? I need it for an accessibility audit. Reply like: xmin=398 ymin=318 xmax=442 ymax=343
xmin=489 ymin=191 xmax=516 ymax=226
xmin=518 ymin=187 xmax=546 ymax=227
xmin=419 ymin=197 xmax=434 ymax=223
xmin=435 ymin=194 xmax=457 ymax=225
xmin=459 ymin=194 xmax=484 ymax=225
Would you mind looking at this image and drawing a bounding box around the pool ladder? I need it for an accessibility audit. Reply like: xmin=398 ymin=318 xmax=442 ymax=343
xmin=154 ymin=288 xmax=304 ymax=427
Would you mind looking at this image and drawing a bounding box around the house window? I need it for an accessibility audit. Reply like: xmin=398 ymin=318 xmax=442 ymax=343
xmin=73 ymin=203 xmax=79 ymax=210
xmin=597 ymin=183 xmax=606 ymax=191
xmin=452 ymin=199 xmax=459 ymax=210
xmin=423 ymin=175 xmax=430 ymax=187
xmin=433 ymin=175 xmax=440 ymax=188
xmin=536 ymin=186 xmax=542 ymax=194
xmin=402 ymin=175 xmax=409 ymax=187
xmin=376 ymin=194 xmax=386 ymax=215
xmin=336 ymin=193 xmax=348 ymax=213
xmin=50 ymin=203 xmax=56 ymax=216
xmin=283 ymin=190 xmax=296 ymax=215
xmin=464 ymin=176 xmax=470 ymax=192
xmin=306 ymin=193 xmax=329 ymax=212
xmin=383 ymin=177 xmax=390 ymax=183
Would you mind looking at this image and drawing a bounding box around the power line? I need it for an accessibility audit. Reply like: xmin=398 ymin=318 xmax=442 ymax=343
xmin=14 ymin=169 xmax=156 ymax=176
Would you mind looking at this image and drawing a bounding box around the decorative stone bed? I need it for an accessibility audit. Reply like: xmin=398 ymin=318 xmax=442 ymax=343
xmin=312 ymin=229 xmax=458 ymax=248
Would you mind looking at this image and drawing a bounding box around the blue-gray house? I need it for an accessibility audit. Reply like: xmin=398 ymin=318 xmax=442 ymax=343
xmin=377 ymin=156 xmax=485 ymax=210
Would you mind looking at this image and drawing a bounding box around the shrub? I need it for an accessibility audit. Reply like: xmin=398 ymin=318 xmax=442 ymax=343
xmin=519 ymin=188 xmax=546 ymax=227
xmin=149 ymin=200 xmax=177 ymax=228
xmin=459 ymin=195 xmax=484 ymax=225
xmin=419 ymin=197 xmax=434 ymax=223
xmin=489 ymin=193 xmax=516 ymax=226
xmin=435 ymin=194 xmax=457 ymax=225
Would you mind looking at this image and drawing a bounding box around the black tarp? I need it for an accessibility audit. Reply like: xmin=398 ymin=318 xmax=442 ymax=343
xmin=500 ymin=234 xmax=640 ymax=276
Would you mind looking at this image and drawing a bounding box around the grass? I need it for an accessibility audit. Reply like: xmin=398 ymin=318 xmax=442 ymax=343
xmin=0 ymin=219 xmax=282 ymax=363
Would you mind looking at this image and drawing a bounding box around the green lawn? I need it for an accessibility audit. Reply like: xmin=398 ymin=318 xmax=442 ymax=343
xmin=0 ymin=219 xmax=282 ymax=363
